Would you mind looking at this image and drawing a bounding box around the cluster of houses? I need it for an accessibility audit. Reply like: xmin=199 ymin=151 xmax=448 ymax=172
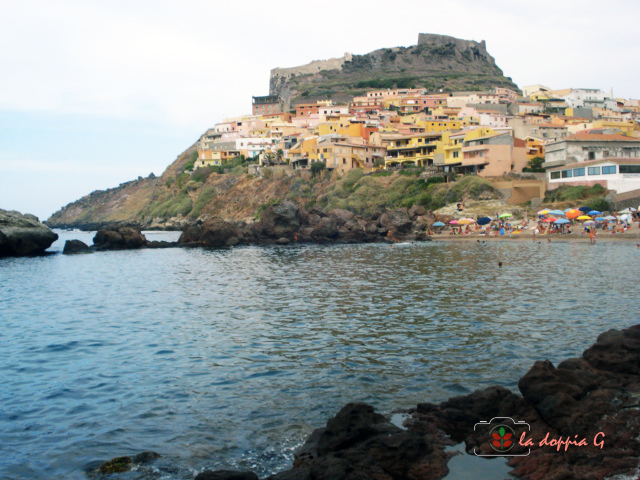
xmin=195 ymin=85 xmax=640 ymax=197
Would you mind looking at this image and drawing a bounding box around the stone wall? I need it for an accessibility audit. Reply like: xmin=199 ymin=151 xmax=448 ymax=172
xmin=270 ymin=53 xmax=353 ymax=82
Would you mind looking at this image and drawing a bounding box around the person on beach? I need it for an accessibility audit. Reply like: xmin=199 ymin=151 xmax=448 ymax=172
xmin=589 ymin=227 xmax=596 ymax=245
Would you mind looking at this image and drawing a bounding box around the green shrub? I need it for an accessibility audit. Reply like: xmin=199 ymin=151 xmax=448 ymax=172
xmin=398 ymin=168 xmax=424 ymax=176
xmin=584 ymin=197 xmax=610 ymax=212
xmin=185 ymin=180 xmax=203 ymax=191
xmin=341 ymin=169 xmax=365 ymax=189
xmin=192 ymin=167 xmax=214 ymax=183
xmin=189 ymin=186 xmax=216 ymax=218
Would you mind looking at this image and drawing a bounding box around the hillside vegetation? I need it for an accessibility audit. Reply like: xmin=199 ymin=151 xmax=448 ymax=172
xmin=47 ymin=148 xmax=501 ymax=229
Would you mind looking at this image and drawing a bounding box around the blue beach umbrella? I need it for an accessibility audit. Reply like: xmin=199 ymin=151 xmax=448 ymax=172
xmin=554 ymin=218 xmax=570 ymax=224
xmin=595 ymin=217 xmax=605 ymax=222
xmin=578 ymin=206 xmax=591 ymax=213
xmin=477 ymin=217 xmax=492 ymax=225
xmin=548 ymin=209 xmax=566 ymax=216
xmin=588 ymin=210 xmax=602 ymax=215
xmin=432 ymin=222 xmax=445 ymax=227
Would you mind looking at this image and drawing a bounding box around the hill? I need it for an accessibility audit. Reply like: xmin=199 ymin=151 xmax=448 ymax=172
xmin=46 ymin=152 xmax=502 ymax=231
xmin=270 ymin=33 xmax=519 ymax=106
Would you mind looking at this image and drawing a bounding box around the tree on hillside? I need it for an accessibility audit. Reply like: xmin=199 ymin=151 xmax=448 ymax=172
xmin=310 ymin=161 xmax=326 ymax=177
xmin=263 ymin=152 xmax=275 ymax=166
xmin=525 ymin=156 xmax=545 ymax=172
xmin=276 ymin=149 xmax=284 ymax=164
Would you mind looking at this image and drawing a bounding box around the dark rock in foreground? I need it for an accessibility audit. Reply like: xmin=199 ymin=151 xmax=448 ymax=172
xmin=413 ymin=324 xmax=640 ymax=480
xmin=0 ymin=209 xmax=58 ymax=257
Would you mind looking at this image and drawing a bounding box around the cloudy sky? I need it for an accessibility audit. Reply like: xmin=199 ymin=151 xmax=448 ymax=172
xmin=1 ymin=0 xmax=639 ymax=220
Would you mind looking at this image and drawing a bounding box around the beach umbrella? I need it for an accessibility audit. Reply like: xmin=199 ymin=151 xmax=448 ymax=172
xmin=578 ymin=207 xmax=591 ymax=213
xmin=457 ymin=218 xmax=472 ymax=225
xmin=537 ymin=209 xmax=549 ymax=215
xmin=542 ymin=217 xmax=557 ymax=223
xmin=619 ymin=208 xmax=632 ymax=214
xmin=565 ymin=209 xmax=582 ymax=219
xmin=629 ymin=207 xmax=638 ymax=212
xmin=588 ymin=210 xmax=602 ymax=215
xmin=563 ymin=208 xmax=574 ymax=212
xmin=604 ymin=215 xmax=616 ymax=221
xmin=577 ymin=215 xmax=592 ymax=221
xmin=498 ymin=213 xmax=512 ymax=218
xmin=583 ymin=221 xmax=596 ymax=226
xmin=477 ymin=217 xmax=492 ymax=225
xmin=554 ymin=218 xmax=570 ymax=224
xmin=449 ymin=219 xmax=459 ymax=225
xmin=548 ymin=209 xmax=566 ymax=216
xmin=432 ymin=221 xmax=445 ymax=227
xmin=595 ymin=217 xmax=605 ymax=222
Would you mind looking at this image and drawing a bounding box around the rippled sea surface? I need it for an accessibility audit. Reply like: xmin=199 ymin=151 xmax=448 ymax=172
xmin=1 ymin=231 xmax=638 ymax=479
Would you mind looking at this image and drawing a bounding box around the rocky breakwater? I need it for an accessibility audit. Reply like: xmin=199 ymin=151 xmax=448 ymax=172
xmin=185 ymin=324 xmax=640 ymax=480
xmin=0 ymin=209 xmax=58 ymax=257
xmin=63 ymin=226 xmax=180 ymax=254
xmin=179 ymin=201 xmax=433 ymax=247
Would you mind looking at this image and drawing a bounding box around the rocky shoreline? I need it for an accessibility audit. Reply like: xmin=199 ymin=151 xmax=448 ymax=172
xmin=93 ymin=324 xmax=639 ymax=480
xmin=59 ymin=201 xmax=434 ymax=254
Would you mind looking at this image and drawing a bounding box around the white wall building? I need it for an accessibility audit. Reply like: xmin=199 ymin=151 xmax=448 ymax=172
xmin=563 ymin=88 xmax=618 ymax=111
xmin=547 ymin=159 xmax=640 ymax=194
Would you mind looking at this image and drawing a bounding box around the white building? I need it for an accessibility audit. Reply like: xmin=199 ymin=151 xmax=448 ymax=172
xmin=563 ymin=88 xmax=618 ymax=111
xmin=547 ymin=159 xmax=640 ymax=194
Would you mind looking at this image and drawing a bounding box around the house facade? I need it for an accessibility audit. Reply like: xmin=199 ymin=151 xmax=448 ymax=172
xmin=547 ymin=159 xmax=640 ymax=194
xmin=543 ymin=133 xmax=640 ymax=169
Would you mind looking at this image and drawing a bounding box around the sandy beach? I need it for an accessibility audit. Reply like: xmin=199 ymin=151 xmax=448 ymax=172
xmin=430 ymin=229 xmax=640 ymax=242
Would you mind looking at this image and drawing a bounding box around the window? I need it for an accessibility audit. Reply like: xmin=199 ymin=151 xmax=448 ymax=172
xmin=602 ymin=165 xmax=616 ymax=175
xmin=588 ymin=167 xmax=601 ymax=175
xmin=561 ymin=170 xmax=572 ymax=178
xmin=588 ymin=151 xmax=596 ymax=160
xmin=550 ymin=172 xmax=561 ymax=179
xmin=573 ymin=168 xmax=585 ymax=177
xmin=619 ymin=165 xmax=640 ymax=174
xmin=453 ymin=151 xmax=459 ymax=158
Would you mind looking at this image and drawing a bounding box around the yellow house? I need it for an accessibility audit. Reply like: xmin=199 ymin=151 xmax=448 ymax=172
xmin=384 ymin=132 xmax=444 ymax=168
xmin=195 ymin=149 xmax=223 ymax=167
xmin=592 ymin=118 xmax=636 ymax=134
xmin=443 ymin=131 xmax=465 ymax=164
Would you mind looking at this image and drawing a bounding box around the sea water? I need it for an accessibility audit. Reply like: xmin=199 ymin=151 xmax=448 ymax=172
xmin=1 ymin=231 xmax=637 ymax=479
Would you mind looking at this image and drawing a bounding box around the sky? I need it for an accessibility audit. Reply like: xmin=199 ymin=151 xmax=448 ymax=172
xmin=1 ymin=0 xmax=639 ymax=220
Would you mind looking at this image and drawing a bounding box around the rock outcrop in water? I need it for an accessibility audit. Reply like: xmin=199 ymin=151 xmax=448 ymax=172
xmin=179 ymin=201 xmax=432 ymax=247
xmin=0 ymin=209 xmax=58 ymax=257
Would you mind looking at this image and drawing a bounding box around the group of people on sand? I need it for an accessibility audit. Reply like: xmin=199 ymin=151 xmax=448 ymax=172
xmin=433 ymin=207 xmax=640 ymax=241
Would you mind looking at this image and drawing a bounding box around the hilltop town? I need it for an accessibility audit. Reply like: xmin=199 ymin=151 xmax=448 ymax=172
xmin=197 ymin=83 xmax=640 ymax=204
xmin=48 ymin=35 xmax=640 ymax=229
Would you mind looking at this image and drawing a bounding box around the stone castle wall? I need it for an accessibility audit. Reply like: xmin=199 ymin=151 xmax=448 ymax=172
xmin=271 ymin=53 xmax=353 ymax=81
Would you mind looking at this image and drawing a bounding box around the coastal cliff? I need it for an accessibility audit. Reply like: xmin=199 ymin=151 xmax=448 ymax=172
xmin=270 ymin=33 xmax=518 ymax=106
